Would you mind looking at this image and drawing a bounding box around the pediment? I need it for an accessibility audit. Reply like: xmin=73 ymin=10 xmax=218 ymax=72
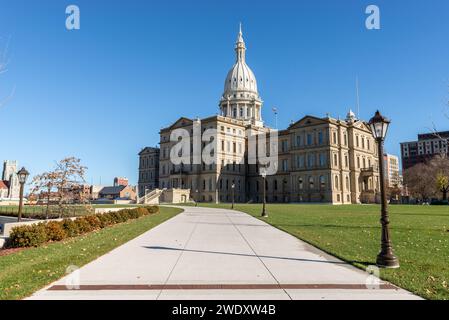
xmin=168 ymin=117 xmax=193 ymax=130
xmin=352 ymin=120 xmax=372 ymax=132
xmin=288 ymin=115 xmax=328 ymax=129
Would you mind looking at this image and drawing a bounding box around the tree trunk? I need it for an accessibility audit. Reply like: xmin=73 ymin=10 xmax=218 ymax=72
xmin=46 ymin=187 xmax=50 ymax=220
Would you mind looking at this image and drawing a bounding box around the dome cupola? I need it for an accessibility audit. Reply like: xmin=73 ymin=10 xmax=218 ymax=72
xmin=219 ymin=24 xmax=263 ymax=127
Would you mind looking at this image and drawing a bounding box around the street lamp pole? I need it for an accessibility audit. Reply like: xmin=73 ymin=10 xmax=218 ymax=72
xmin=369 ymin=111 xmax=399 ymax=269
xmin=260 ymin=165 xmax=268 ymax=217
xmin=231 ymin=183 xmax=235 ymax=209
xmin=17 ymin=167 xmax=30 ymax=222
xmin=195 ymin=189 xmax=199 ymax=207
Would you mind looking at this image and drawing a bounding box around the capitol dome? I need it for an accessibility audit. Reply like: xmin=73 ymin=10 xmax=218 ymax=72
xmin=223 ymin=25 xmax=259 ymax=99
xmin=219 ymin=25 xmax=264 ymax=127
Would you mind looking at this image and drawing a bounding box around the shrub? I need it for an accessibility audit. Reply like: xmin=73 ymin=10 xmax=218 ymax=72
xmin=9 ymin=223 xmax=48 ymax=247
xmin=8 ymin=206 xmax=159 ymax=248
xmin=83 ymin=215 xmax=102 ymax=230
xmin=62 ymin=219 xmax=80 ymax=237
xmin=97 ymin=214 xmax=113 ymax=228
xmin=74 ymin=217 xmax=95 ymax=234
xmin=146 ymin=206 xmax=159 ymax=214
xmin=45 ymin=221 xmax=67 ymax=241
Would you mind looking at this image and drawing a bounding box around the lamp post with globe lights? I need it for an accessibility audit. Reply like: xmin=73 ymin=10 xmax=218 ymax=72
xmin=17 ymin=167 xmax=30 ymax=222
xmin=368 ymin=111 xmax=399 ymax=269
xmin=231 ymin=182 xmax=235 ymax=209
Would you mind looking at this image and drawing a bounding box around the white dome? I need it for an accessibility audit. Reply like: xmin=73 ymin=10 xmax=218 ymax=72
xmin=224 ymin=61 xmax=258 ymax=97
xmin=222 ymin=25 xmax=260 ymax=100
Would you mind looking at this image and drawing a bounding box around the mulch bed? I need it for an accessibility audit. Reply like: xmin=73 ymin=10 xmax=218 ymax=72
xmin=0 ymin=247 xmax=26 ymax=257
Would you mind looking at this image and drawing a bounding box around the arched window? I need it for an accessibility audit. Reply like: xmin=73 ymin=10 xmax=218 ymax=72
xmin=334 ymin=154 xmax=338 ymax=166
xmin=346 ymin=176 xmax=350 ymax=191
xmin=320 ymin=176 xmax=325 ymax=189
xmin=335 ymin=175 xmax=339 ymax=190
xmin=298 ymin=177 xmax=304 ymax=190
xmin=309 ymin=176 xmax=314 ymax=189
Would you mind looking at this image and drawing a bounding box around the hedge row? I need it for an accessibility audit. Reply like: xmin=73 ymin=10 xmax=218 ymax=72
xmin=8 ymin=206 xmax=159 ymax=248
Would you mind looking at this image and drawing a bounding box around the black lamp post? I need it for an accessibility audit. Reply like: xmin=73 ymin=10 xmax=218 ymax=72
xmin=231 ymin=183 xmax=235 ymax=209
xmin=369 ymin=110 xmax=399 ymax=269
xmin=195 ymin=189 xmax=199 ymax=207
xmin=260 ymin=165 xmax=268 ymax=217
xmin=17 ymin=167 xmax=30 ymax=222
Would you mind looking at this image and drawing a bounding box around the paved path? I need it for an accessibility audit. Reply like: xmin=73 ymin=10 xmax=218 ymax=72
xmin=29 ymin=206 xmax=420 ymax=300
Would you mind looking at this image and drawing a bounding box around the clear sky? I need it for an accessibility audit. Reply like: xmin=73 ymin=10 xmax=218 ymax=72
xmin=0 ymin=0 xmax=448 ymax=186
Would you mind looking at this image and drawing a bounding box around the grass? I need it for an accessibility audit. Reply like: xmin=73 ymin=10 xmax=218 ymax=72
xmin=0 ymin=206 xmax=183 ymax=300
xmin=188 ymin=203 xmax=449 ymax=300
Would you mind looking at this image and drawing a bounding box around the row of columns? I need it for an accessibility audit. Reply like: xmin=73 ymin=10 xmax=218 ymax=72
xmin=222 ymin=103 xmax=261 ymax=121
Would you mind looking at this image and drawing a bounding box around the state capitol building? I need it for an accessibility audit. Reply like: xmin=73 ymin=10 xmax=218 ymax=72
xmin=138 ymin=26 xmax=381 ymax=205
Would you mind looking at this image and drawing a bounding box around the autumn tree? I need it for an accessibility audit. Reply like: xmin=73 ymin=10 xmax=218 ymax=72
xmin=30 ymin=171 xmax=58 ymax=219
xmin=31 ymin=157 xmax=92 ymax=218
xmin=429 ymin=154 xmax=449 ymax=201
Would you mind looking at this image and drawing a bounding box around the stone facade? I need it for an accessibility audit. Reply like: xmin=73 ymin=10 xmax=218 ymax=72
xmin=138 ymin=147 xmax=160 ymax=197
xmin=158 ymin=113 xmax=380 ymax=204
xmin=0 ymin=160 xmax=20 ymax=201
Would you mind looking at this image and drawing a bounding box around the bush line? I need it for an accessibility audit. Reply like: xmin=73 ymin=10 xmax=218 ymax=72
xmin=7 ymin=206 xmax=160 ymax=248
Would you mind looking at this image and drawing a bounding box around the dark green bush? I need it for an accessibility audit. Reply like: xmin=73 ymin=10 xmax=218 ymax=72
xmin=146 ymin=206 xmax=159 ymax=214
xmin=97 ymin=214 xmax=113 ymax=228
xmin=74 ymin=217 xmax=95 ymax=234
xmin=45 ymin=221 xmax=67 ymax=241
xmin=62 ymin=219 xmax=80 ymax=237
xmin=8 ymin=206 xmax=158 ymax=248
xmin=9 ymin=223 xmax=48 ymax=247
xmin=83 ymin=215 xmax=102 ymax=230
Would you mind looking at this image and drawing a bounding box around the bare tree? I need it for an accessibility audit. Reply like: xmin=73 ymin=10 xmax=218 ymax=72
xmin=31 ymin=157 xmax=92 ymax=218
xmin=30 ymin=171 xmax=58 ymax=219
xmin=403 ymin=163 xmax=435 ymax=202
xmin=54 ymin=157 xmax=91 ymax=217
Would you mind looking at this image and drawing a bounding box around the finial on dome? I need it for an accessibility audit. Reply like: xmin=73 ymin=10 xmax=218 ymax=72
xmin=237 ymin=22 xmax=244 ymax=44
xmin=235 ymin=23 xmax=246 ymax=62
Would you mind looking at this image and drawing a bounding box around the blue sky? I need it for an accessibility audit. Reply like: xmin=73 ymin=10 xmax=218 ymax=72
xmin=0 ymin=0 xmax=448 ymax=186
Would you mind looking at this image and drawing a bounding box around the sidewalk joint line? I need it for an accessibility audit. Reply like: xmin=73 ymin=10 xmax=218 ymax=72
xmin=225 ymin=210 xmax=293 ymax=300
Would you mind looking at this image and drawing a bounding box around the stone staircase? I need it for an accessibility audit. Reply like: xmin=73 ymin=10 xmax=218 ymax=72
xmin=137 ymin=188 xmax=165 ymax=205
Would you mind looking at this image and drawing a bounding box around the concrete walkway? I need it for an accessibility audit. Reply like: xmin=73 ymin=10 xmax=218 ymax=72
xmin=29 ymin=206 xmax=420 ymax=300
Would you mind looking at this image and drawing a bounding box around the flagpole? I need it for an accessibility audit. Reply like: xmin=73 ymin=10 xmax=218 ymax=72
xmin=272 ymin=107 xmax=278 ymax=129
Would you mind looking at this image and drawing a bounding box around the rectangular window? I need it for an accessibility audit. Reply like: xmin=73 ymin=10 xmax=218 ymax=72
xmin=319 ymin=153 xmax=326 ymax=167
xmin=296 ymin=135 xmax=302 ymax=147
xmin=282 ymin=159 xmax=288 ymax=171
xmin=307 ymin=154 xmax=315 ymax=168
xmin=318 ymin=132 xmax=323 ymax=145
xmin=281 ymin=140 xmax=288 ymax=152
xmin=307 ymin=134 xmax=313 ymax=146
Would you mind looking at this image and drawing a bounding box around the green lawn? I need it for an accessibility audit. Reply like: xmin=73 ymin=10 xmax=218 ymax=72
xmin=0 ymin=206 xmax=183 ymax=300
xmin=190 ymin=203 xmax=449 ymax=300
